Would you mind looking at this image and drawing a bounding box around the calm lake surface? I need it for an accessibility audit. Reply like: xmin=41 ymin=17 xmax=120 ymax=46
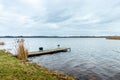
xmin=1 ymin=38 xmax=120 ymax=80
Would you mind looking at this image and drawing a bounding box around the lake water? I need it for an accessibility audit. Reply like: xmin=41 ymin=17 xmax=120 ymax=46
xmin=1 ymin=38 xmax=120 ymax=80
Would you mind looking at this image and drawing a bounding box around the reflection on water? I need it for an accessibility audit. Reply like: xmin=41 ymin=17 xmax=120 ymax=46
xmin=1 ymin=38 xmax=120 ymax=80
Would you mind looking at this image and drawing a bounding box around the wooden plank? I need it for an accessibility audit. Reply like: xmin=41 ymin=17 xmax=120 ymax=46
xmin=28 ymin=48 xmax=70 ymax=57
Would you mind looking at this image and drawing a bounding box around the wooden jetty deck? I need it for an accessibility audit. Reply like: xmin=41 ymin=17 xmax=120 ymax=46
xmin=28 ymin=48 xmax=71 ymax=57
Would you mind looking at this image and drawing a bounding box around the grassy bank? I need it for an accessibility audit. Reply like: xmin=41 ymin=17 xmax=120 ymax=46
xmin=0 ymin=51 xmax=75 ymax=80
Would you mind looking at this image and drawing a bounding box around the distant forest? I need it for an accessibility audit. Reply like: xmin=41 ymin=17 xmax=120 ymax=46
xmin=0 ymin=36 xmax=115 ymax=38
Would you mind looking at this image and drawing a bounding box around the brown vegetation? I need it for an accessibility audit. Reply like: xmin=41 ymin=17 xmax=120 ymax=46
xmin=16 ymin=39 xmax=28 ymax=61
xmin=106 ymin=36 xmax=120 ymax=40
xmin=0 ymin=41 xmax=5 ymax=45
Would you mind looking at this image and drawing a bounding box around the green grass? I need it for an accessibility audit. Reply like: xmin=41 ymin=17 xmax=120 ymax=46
xmin=0 ymin=51 xmax=75 ymax=80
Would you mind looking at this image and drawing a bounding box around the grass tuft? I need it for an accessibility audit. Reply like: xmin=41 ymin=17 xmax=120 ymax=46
xmin=16 ymin=39 xmax=28 ymax=61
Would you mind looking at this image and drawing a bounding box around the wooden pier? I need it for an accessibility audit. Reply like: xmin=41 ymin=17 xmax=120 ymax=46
xmin=28 ymin=48 xmax=71 ymax=57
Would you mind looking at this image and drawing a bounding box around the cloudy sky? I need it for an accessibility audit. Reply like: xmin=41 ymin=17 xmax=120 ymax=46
xmin=0 ymin=0 xmax=120 ymax=36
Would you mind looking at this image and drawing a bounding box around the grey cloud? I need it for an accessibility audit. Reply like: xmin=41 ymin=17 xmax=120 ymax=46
xmin=0 ymin=0 xmax=120 ymax=36
xmin=46 ymin=9 xmax=72 ymax=23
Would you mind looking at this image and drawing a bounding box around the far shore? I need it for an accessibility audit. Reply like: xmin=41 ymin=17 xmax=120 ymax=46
xmin=0 ymin=36 xmax=108 ymax=38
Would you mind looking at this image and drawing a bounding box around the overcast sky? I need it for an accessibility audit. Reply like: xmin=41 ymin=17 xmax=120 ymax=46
xmin=0 ymin=0 xmax=120 ymax=36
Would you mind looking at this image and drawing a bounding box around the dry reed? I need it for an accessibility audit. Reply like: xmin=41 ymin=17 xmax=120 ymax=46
xmin=16 ymin=39 xmax=28 ymax=61
xmin=0 ymin=41 xmax=5 ymax=45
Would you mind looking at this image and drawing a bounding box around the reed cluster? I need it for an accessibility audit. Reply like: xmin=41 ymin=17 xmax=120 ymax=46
xmin=16 ymin=39 xmax=28 ymax=61
xmin=106 ymin=36 xmax=120 ymax=40
xmin=0 ymin=41 xmax=5 ymax=45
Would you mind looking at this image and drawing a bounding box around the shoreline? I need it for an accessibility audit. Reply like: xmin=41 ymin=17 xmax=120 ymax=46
xmin=0 ymin=50 xmax=76 ymax=80
xmin=0 ymin=36 xmax=107 ymax=38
